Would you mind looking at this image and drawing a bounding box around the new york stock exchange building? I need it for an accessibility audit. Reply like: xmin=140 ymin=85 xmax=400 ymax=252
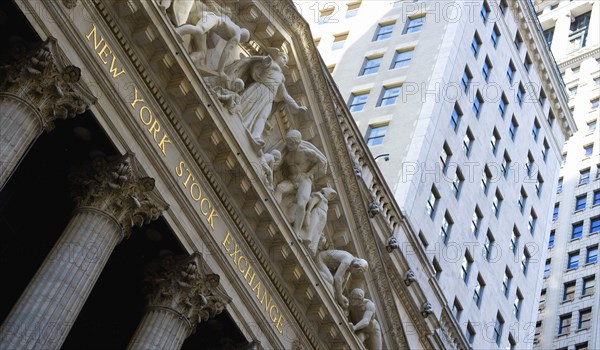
xmin=0 ymin=1 xmax=468 ymax=349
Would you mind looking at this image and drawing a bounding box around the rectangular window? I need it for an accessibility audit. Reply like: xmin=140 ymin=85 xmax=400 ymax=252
xmin=466 ymin=322 xmax=475 ymax=344
xmin=592 ymin=98 xmax=599 ymax=110
xmin=391 ymin=49 xmax=413 ymax=69
xmin=471 ymin=206 xmax=482 ymax=236
xmin=461 ymin=251 xmax=473 ymax=283
xmin=374 ymin=22 xmax=394 ymax=41
xmin=471 ymin=32 xmax=482 ymax=57
xmin=480 ymin=0 xmax=490 ymax=23
xmin=549 ymin=230 xmax=555 ymax=248
xmin=514 ymin=31 xmax=523 ymax=50
xmin=492 ymin=190 xmax=502 ymax=218
xmin=473 ymin=274 xmax=485 ymax=307
xmin=482 ymin=57 xmax=492 ymax=81
xmin=502 ymin=268 xmax=512 ymax=297
xmin=528 ymin=210 xmax=537 ymax=235
xmin=461 ymin=67 xmax=472 ymax=92
xmin=451 ymin=104 xmax=462 ymax=131
xmin=539 ymin=89 xmax=547 ymax=107
xmin=579 ymin=309 xmax=592 ymax=330
xmin=377 ymin=86 xmax=401 ymax=107
xmin=507 ymin=61 xmax=516 ymax=83
xmin=575 ymin=195 xmax=587 ymax=211
xmin=452 ymin=168 xmax=464 ymax=198
xmin=588 ymin=120 xmax=597 ymax=133
xmin=501 ymin=152 xmax=511 ymax=178
xmin=518 ymin=188 xmax=527 ymax=213
xmin=491 ymin=25 xmax=500 ymax=47
xmin=517 ymin=84 xmax=525 ymax=105
xmin=498 ymin=94 xmax=508 ymax=117
xmin=539 ymin=289 xmax=546 ymax=311
xmin=557 ymin=177 xmax=563 ymax=193
xmin=521 ymin=248 xmax=530 ymax=275
xmin=348 ymin=92 xmax=369 ymax=112
xmin=463 ymin=128 xmax=473 ymax=156
xmin=586 ymin=245 xmax=598 ymax=264
xmin=572 ymin=222 xmax=583 ymax=239
xmin=532 ymin=119 xmax=540 ymax=141
xmin=584 ymin=144 xmax=594 ymax=157
xmin=483 ymin=231 xmax=495 ymax=261
xmin=552 ymin=204 xmax=559 ymax=220
xmin=440 ymin=211 xmax=453 ymax=244
xmin=426 ymin=186 xmax=440 ymax=219
xmin=509 ymin=116 xmax=518 ymax=140
xmin=547 ymin=111 xmax=555 ymax=127
xmin=569 ymin=12 xmax=591 ymax=50
xmin=404 ymin=16 xmax=424 ymax=34
xmin=452 ymin=298 xmax=463 ymax=320
xmin=543 ymin=27 xmax=554 ymax=46
xmin=564 ymin=281 xmax=576 ymax=301
xmin=582 ymin=276 xmax=595 ymax=296
xmin=591 ymin=217 xmax=600 ymax=234
xmin=481 ymin=166 xmax=492 ymax=194
xmin=510 ymin=227 xmax=520 ymax=254
xmin=472 ymin=91 xmax=483 ymax=117
xmin=542 ymin=139 xmax=550 ymax=161
xmin=359 ymin=56 xmax=382 ymax=76
xmin=580 ymin=168 xmax=590 ymax=185
xmin=513 ymin=291 xmax=523 ymax=319
xmin=365 ymin=124 xmax=388 ymax=146
xmin=544 ymin=259 xmax=551 ymax=278
xmin=345 ymin=1 xmax=360 ymax=18
xmin=493 ymin=313 xmax=504 ymax=345
xmin=568 ymin=251 xmax=580 ymax=269
xmin=524 ymin=54 xmax=532 ymax=72
xmin=490 ymin=128 xmax=500 ymax=155
xmin=432 ymin=257 xmax=442 ymax=280
xmin=559 ymin=314 xmax=572 ymax=335
xmin=332 ymin=32 xmax=348 ymax=50
xmin=439 ymin=143 xmax=451 ymax=173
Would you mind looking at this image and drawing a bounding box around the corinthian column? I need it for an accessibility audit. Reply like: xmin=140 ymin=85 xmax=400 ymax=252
xmin=0 ymin=37 xmax=95 ymax=190
xmin=0 ymin=153 xmax=166 ymax=350
xmin=128 ymin=252 xmax=229 ymax=350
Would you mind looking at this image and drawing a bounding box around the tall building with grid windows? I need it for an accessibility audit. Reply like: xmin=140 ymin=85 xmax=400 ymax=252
xmin=299 ymin=0 xmax=576 ymax=348
xmin=534 ymin=1 xmax=600 ymax=349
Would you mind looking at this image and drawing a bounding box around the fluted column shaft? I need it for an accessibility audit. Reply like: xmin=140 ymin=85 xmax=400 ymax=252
xmin=0 ymin=153 xmax=165 ymax=350
xmin=0 ymin=208 xmax=122 ymax=349
xmin=127 ymin=306 xmax=192 ymax=350
xmin=0 ymin=95 xmax=44 ymax=189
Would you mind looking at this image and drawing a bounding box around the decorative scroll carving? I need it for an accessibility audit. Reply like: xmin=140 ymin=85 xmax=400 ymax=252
xmin=224 ymin=50 xmax=308 ymax=147
xmin=316 ymin=249 xmax=368 ymax=309
xmin=274 ymin=130 xmax=328 ymax=234
xmin=69 ymin=153 xmax=167 ymax=237
xmin=62 ymin=0 xmax=77 ymax=9
xmin=348 ymin=288 xmax=383 ymax=350
xmin=0 ymin=37 xmax=95 ymax=130
xmin=143 ymin=251 xmax=229 ymax=332
xmin=404 ymin=269 xmax=416 ymax=286
xmin=299 ymin=187 xmax=336 ymax=256
xmin=420 ymin=302 xmax=433 ymax=318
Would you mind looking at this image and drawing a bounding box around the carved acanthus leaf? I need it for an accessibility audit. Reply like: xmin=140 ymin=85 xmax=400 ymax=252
xmin=69 ymin=153 xmax=166 ymax=237
xmin=143 ymin=252 xmax=229 ymax=333
xmin=0 ymin=37 xmax=95 ymax=130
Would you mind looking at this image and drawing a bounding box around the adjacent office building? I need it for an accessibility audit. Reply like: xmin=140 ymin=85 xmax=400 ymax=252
xmin=534 ymin=1 xmax=599 ymax=349
xmin=300 ymin=0 xmax=576 ymax=348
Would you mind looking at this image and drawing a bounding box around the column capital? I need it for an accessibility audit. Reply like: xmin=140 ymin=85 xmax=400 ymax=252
xmin=144 ymin=252 xmax=229 ymax=333
xmin=0 ymin=37 xmax=96 ymax=131
xmin=69 ymin=153 xmax=168 ymax=237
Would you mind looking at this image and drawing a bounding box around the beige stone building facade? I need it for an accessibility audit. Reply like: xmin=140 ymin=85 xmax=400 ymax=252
xmin=299 ymin=0 xmax=576 ymax=349
xmin=534 ymin=1 xmax=600 ymax=350
xmin=0 ymin=0 xmax=478 ymax=349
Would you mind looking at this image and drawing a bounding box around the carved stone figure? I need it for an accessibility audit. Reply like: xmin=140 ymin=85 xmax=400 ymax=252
xmin=225 ymin=50 xmax=308 ymax=146
xmin=316 ymin=249 xmax=368 ymax=309
xmin=274 ymin=130 xmax=328 ymax=234
xmin=299 ymin=187 xmax=337 ymax=256
xmin=386 ymin=235 xmax=399 ymax=252
xmin=213 ymin=78 xmax=244 ymax=113
xmin=175 ymin=9 xmax=250 ymax=78
xmin=259 ymin=149 xmax=282 ymax=190
xmin=421 ymin=301 xmax=433 ymax=318
xmin=348 ymin=288 xmax=382 ymax=350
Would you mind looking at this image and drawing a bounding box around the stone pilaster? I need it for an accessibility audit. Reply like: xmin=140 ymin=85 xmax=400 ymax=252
xmin=0 ymin=37 xmax=95 ymax=190
xmin=0 ymin=153 xmax=166 ymax=350
xmin=128 ymin=252 xmax=229 ymax=350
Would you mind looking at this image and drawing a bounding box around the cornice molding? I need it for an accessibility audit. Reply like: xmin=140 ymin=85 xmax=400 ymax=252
xmin=557 ymin=46 xmax=600 ymax=68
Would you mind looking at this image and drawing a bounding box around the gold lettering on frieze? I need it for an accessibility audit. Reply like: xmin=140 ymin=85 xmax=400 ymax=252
xmin=86 ymin=25 xmax=126 ymax=78
xmin=129 ymin=87 xmax=172 ymax=156
xmin=222 ymin=232 xmax=286 ymax=333
xmin=175 ymin=161 xmax=219 ymax=230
